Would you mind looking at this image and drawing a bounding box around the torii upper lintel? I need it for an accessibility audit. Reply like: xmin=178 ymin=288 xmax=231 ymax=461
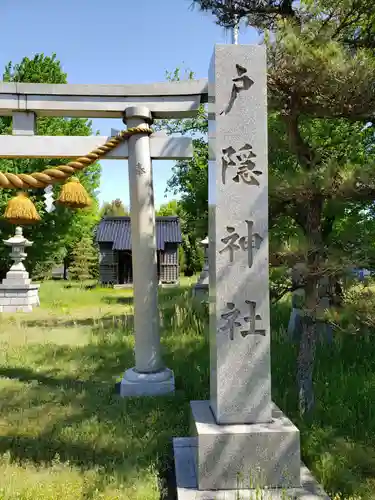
xmin=0 ymin=79 xmax=209 ymax=119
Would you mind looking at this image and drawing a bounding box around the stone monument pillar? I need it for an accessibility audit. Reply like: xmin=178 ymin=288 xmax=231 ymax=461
xmin=193 ymin=236 xmax=209 ymax=298
xmin=173 ymin=44 xmax=328 ymax=498
xmin=0 ymin=226 xmax=40 ymax=313
xmin=120 ymin=106 xmax=175 ymax=397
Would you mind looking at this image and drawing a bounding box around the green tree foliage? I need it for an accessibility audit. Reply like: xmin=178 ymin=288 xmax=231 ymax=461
xmin=153 ymin=68 xmax=208 ymax=276
xmin=154 ymin=68 xmax=208 ymax=241
xmin=156 ymin=199 xmax=180 ymax=216
xmin=180 ymin=234 xmax=205 ymax=276
xmin=99 ymin=199 xmax=129 ymax=217
xmin=0 ymin=53 xmax=101 ymax=280
xmin=167 ymin=137 xmax=208 ymax=240
xmin=68 ymin=236 xmax=98 ymax=282
xmin=153 ymin=69 xmax=208 ymax=276
xmin=156 ymin=199 xmax=204 ymax=274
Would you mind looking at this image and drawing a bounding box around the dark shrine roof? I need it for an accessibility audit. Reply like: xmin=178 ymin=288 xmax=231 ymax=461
xmin=95 ymin=216 xmax=182 ymax=251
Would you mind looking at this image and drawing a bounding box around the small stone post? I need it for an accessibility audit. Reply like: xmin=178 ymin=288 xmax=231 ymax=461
xmin=120 ymin=106 xmax=174 ymax=396
xmin=193 ymin=236 xmax=209 ymax=298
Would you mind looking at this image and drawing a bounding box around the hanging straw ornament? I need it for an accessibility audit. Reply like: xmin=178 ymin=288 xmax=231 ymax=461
xmin=56 ymin=177 xmax=92 ymax=209
xmin=3 ymin=192 xmax=41 ymax=225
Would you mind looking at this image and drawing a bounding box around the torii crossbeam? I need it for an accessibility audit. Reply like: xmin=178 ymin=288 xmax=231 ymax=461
xmin=0 ymin=80 xmax=208 ymax=118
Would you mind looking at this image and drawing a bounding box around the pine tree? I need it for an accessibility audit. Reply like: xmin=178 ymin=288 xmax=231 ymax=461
xmin=68 ymin=236 xmax=98 ymax=282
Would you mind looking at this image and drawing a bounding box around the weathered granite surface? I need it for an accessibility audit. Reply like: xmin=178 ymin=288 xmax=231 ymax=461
xmin=208 ymin=45 xmax=271 ymax=425
xmin=190 ymin=401 xmax=301 ymax=490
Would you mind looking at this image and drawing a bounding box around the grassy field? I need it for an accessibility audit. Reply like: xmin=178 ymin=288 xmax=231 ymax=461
xmin=0 ymin=278 xmax=374 ymax=499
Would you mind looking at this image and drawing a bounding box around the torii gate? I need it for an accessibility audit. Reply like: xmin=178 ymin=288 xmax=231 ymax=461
xmin=0 ymin=79 xmax=208 ymax=397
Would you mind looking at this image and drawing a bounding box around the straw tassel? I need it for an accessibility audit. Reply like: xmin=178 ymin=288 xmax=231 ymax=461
xmin=56 ymin=177 xmax=92 ymax=209
xmin=3 ymin=192 xmax=41 ymax=225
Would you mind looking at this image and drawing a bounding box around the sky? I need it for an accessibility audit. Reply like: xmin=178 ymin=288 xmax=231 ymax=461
xmin=0 ymin=0 xmax=257 ymax=209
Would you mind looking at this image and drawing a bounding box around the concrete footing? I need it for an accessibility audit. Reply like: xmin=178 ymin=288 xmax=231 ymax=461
xmin=190 ymin=400 xmax=301 ymax=490
xmin=120 ymin=367 xmax=175 ymax=397
xmin=173 ymin=437 xmax=329 ymax=499
xmin=173 ymin=400 xmax=329 ymax=499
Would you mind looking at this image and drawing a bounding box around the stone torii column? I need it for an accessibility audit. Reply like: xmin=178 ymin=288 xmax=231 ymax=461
xmin=120 ymin=106 xmax=174 ymax=396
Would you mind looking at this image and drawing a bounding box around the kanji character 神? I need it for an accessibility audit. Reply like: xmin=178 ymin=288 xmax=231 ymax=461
xmin=219 ymin=221 xmax=263 ymax=268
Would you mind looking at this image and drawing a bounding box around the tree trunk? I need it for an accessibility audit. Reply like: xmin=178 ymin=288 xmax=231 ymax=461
xmin=297 ymin=199 xmax=322 ymax=417
xmin=297 ymin=281 xmax=319 ymax=416
xmin=288 ymin=262 xmax=307 ymax=342
xmin=63 ymin=256 xmax=69 ymax=280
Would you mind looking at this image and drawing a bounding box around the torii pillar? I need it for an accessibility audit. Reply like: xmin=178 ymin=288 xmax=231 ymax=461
xmin=120 ymin=106 xmax=174 ymax=396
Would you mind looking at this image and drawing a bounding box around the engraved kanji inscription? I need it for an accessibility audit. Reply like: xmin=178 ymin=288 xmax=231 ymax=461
xmin=135 ymin=162 xmax=146 ymax=176
xmin=222 ymin=144 xmax=262 ymax=186
xmin=220 ymin=64 xmax=254 ymax=116
xmin=219 ymin=302 xmax=241 ymax=340
xmin=219 ymin=221 xmax=263 ymax=268
xmin=220 ymin=301 xmax=266 ymax=340
xmin=240 ymin=301 xmax=266 ymax=338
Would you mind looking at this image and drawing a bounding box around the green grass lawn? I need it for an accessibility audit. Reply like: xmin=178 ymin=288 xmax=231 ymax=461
xmin=0 ymin=278 xmax=373 ymax=499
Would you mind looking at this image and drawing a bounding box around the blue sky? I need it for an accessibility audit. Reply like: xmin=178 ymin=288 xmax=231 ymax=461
xmin=0 ymin=0 xmax=257 ymax=208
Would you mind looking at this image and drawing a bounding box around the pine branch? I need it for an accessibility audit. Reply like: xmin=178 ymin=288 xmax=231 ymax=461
xmin=269 ymin=241 xmax=367 ymax=280
xmin=190 ymin=0 xmax=296 ymax=29
xmin=267 ymin=29 xmax=375 ymax=121
xmin=335 ymin=183 xmax=375 ymax=202
xmin=270 ymin=249 xmax=305 ymax=267
xmin=270 ymin=282 xmax=303 ymax=304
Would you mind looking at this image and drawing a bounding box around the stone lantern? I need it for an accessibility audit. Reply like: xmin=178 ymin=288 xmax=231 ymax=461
xmin=4 ymin=226 xmax=32 ymax=276
xmin=193 ymin=236 xmax=209 ymax=298
xmin=0 ymin=226 xmax=40 ymax=313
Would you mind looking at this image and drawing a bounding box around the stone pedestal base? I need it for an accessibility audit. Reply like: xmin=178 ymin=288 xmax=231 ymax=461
xmin=120 ymin=367 xmax=175 ymax=397
xmin=173 ymin=437 xmax=329 ymax=499
xmin=190 ymin=400 xmax=301 ymax=490
xmin=173 ymin=400 xmax=329 ymax=499
xmin=0 ymin=283 xmax=40 ymax=313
